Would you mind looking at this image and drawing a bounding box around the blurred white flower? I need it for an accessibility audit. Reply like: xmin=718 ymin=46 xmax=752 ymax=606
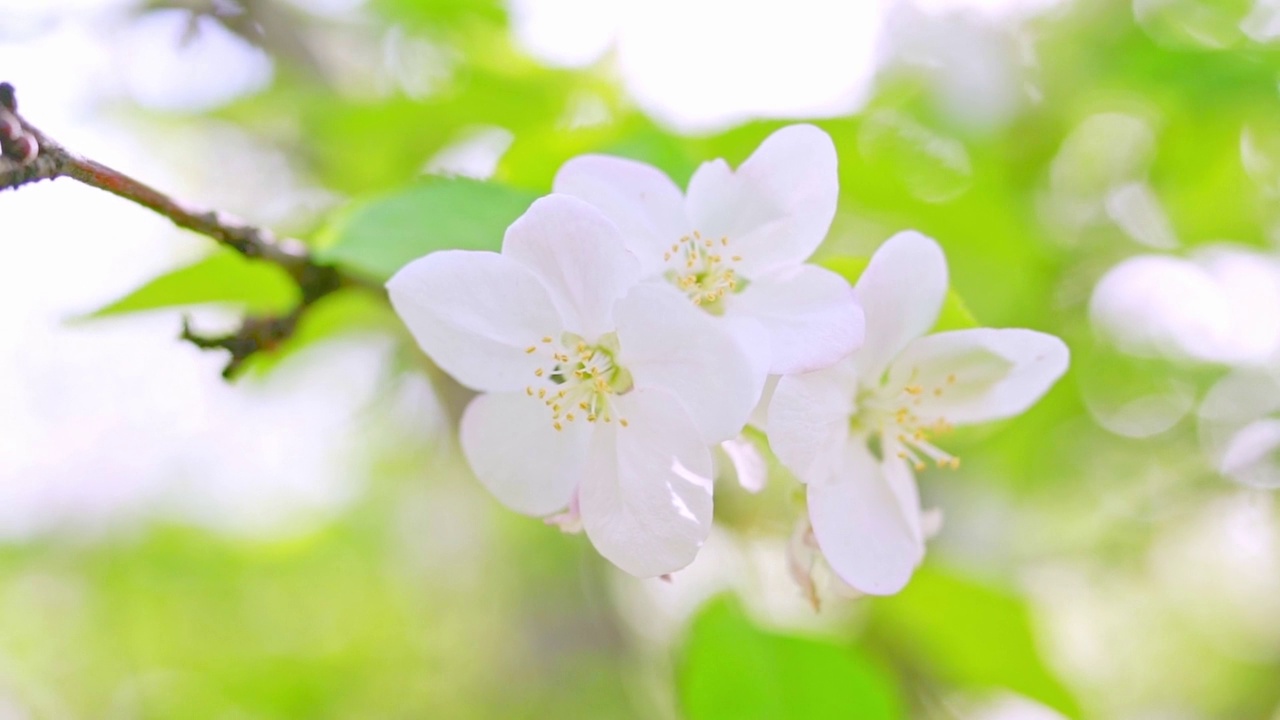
xmin=555 ymin=124 xmax=864 ymax=376
xmin=1200 ymin=369 xmax=1280 ymax=489
xmin=1043 ymin=113 xmax=1178 ymax=248
xmin=880 ymin=2 xmax=1031 ymax=129
xmin=768 ymin=232 xmax=1068 ymax=595
xmin=1090 ymin=246 xmax=1280 ymax=366
xmin=387 ymin=195 xmax=758 ymax=577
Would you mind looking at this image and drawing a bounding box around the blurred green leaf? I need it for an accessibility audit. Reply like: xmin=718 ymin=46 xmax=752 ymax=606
xmin=679 ymin=596 xmax=902 ymax=720
xmin=316 ymin=177 xmax=541 ymax=281
xmin=370 ymin=0 xmax=508 ymax=32
xmin=870 ymin=567 xmax=1080 ymax=717
xmin=821 ymin=256 xmax=979 ymax=332
xmin=240 ymin=289 xmax=402 ymax=378
xmin=82 ymin=250 xmax=299 ymax=319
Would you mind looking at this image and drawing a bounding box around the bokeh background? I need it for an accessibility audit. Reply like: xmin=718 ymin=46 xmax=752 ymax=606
xmin=2 ymin=0 xmax=1280 ymax=717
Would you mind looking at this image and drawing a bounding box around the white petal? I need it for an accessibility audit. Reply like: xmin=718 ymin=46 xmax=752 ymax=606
xmin=767 ymin=359 xmax=858 ymax=483
xmin=720 ymin=436 xmax=766 ymax=493
xmin=747 ymin=375 xmax=779 ymax=431
xmin=387 ymin=250 xmax=563 ymax=392
xmin=615 ymin=283 xmax=759 ymax=443
xmin=717 ymin=314 xmax=772 ymax=416
xmin=888 ymin=328 xmax=1069 ymax=426
xmin=729 ymin=264 xmax=864 ymax=375
xmin=502 ymin=194 xmax=642 ymax=339
xmin=684 ymin=125 xmax=838 ymax=277
xmin=459 ymin=392 xmax=592 ymax=516
xmin=544 ymin=490 xmax=584 ymax=533
xmin=854 ymin=231 xmax=948 ymax=382
xmin=553 ymin=155 xmax=689 ymax=276
xmin=808 ymin=443 xmax=925 ymax=596
xmin=880 ymin=446 xmax=924 ymax=546
xmin=578 ymin=388 xmax=714 ymax=577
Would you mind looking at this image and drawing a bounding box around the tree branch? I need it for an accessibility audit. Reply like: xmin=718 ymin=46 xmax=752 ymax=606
xmin=0 ymin=82 xmax=381 ymax=378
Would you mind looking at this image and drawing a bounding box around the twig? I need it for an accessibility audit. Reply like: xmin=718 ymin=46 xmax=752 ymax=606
xmin=0 ymin=82 xmax=380 ymax=378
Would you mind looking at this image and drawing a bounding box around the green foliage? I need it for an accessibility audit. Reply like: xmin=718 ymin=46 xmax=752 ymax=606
xmin=316 ymin=177 xmax=541 ymax=281
xmin=679 ymin=596 xmax=902 ymax=720
xmin=869 ymin=567 xmax=1080 ymax=717
xmin=83 ymin=250 xmax=299 ymax=319
xmin=0 ymin=509 xmax=639 ymax=719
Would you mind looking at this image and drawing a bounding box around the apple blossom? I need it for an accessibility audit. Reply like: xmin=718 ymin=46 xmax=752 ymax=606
xmin=387 ymin=194 xmax=759 ymax=577
xmin=553 ymin=124 xmax=864 ymax=376
xmin=768 ymin=231 xmax=1069 ymax=595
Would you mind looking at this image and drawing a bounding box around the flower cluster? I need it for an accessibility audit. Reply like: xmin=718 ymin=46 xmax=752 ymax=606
xmin=388 ymin=125 xmax=1069 ymax=597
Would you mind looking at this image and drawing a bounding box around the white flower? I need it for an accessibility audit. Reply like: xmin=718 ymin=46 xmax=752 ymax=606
xmin=767 ymin=231 xmax=1069 ymax=595
xmin=387 ymin=195 xmax=759 ymax=577
xmin=554 ymin=124 xmax=864 ymax=376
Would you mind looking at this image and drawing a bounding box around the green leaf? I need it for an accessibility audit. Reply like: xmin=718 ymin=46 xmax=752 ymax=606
xmin=316 ymin=177 xmax=541 ymax=281
xmin=679 ymin=596 xmax=902 ymax=720
xmin=820 ymin=255 xmax=979 ymax=333
xmin=84 ymin=250 xmax=299 ymax=319
xmin=870 ymin=567 xmax=1080 ymax=717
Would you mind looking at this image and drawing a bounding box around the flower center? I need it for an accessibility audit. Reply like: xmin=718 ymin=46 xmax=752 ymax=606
xmin=661 ymin=230 xmax=747 ymax=315
xmin=852 ymin=373 xmax=961 ymax=471
xmin=524 ymin=332 xmax=634 ymax=431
